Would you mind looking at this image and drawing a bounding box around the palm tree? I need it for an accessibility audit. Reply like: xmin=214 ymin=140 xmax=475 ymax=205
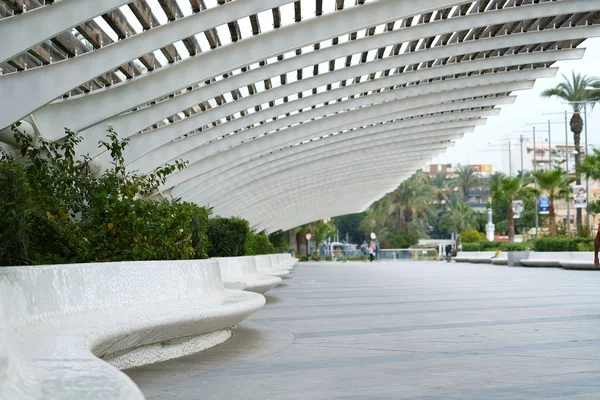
xmin=432 ymin=171 xmax=452 ymax=207
xmin=579 ymin=148 xmax=600 ymax=180
xmin=440 ymin=202 xmax=476 ymax=237
xmin=490 ymin=176 xmax=532 ymax=242
xmin=488 ymin=172 xmax=506 ymax=189
xmin=541 ymin=72 xmax=600 ymax=230
xmin=453 ymin=165 xmax=480 ymax=200
xmin=533 ymin=169 xmax=574 ymax=236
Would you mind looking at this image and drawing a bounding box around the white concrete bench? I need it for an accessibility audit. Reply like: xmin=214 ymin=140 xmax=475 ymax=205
xmin=215 ymin=257 xmax=282 ymax=293
xmin=468 ymin=251 xmax=496 ymax=264
xmin=280 ymin=253 xmax=298 ymax=267
xmin=519 ymin=252 xmax=569 ymax=268
xmin=254 ymin=255 xmax=290 ymax=277
xmin=491 ymin=253 xmax=508 ymax=265
xmin=268 ymin=254 xmax=293 ymax=271
xmin=559 ymin=252 xmax=598 ymax=270
xmin=0 ymin=260 xmax=265 ymax=399
xmin=454 ymin=251 xmax=471 ymax=263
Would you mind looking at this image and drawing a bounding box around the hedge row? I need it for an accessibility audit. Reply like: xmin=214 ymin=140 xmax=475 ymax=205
xmin=462 ymin=238 xmax=593 ymax=252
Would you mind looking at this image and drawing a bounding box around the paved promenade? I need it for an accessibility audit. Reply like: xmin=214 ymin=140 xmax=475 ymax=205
xmin=126 ymin=261 xmax=600 ymax=399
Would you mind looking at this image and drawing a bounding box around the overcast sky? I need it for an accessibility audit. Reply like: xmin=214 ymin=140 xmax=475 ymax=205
xmin=432 ymin=37 xmax=600 ymax=174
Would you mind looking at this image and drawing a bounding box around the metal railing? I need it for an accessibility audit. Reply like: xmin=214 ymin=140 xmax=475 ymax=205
xmin=379 ymin=249 xmax=439 ymax=261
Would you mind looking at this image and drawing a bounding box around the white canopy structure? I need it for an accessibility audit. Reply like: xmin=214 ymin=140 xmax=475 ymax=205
xmin=1 ymin=0 xmax=600 ymax=232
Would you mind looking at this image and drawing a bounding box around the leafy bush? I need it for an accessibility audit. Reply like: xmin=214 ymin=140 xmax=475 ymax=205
xmin=533 ymin=237 xmax=593 ymax=252
xmin=461 ymin=229 xmax=485 ymax=243
xmin=325 ymin=256 xmax=333 ymax=261
xmin=245 ymin=232 xmax=275 ymax=255
xmin=347 ymin=256 xmax=364 ymax=261
xmin=207 ymin=217 xmax=250 ymax=257
xmin=0 ymin=125 xmax=215 ymax=266
xmin=499 ymin=242 xmax=529 ymax=252
xmin=0 ymin=163 xmax=34 ymax=265
xmin=577 ymin=242 xmax=594 ymax=252
xmin=387 ymin=231 xmax=420 ymax=249
xmin=462 ymin=243 xmax=481 ymax=252
xmin=297 ymin=255 xmax=309 ymax=262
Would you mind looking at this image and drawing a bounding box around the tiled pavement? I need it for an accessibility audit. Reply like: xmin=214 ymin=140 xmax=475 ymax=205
xmin=126 ymin=261 xmax=600 ymax=399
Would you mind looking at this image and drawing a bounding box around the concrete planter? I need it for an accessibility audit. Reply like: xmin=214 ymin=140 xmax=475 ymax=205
xmin=507 ymin=251 xmax=530 ymax=267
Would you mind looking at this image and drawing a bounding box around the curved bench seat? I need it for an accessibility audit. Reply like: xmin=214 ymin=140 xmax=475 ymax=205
xmin=468 ymin=252 xmax=496 ymax=264
xmin=279 ymin=253 xmax=298 ymax=268
xmin=0 ymin=260 xmax=265 ymax=399
xmin=267 ymin=254 xmax=294 ymax=270
xmin=519 ymin=252 xmax=565 ymax=268
xmin=215 ymin=257 xmax=282 ymax=294
xmin=253 ymin=256 xmax=291 ymax=277
xmin=559 ymin=252 xmax=598 ymax=270
xmin=454 ymin=252 xmax=471 ymax=263
xmin=491 ymin=254 xmax=508 ymax=265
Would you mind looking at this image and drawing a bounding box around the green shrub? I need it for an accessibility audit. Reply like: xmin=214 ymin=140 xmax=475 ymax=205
xmin=461 ymin=229 xmax=485 ymax=243
xmin=78 ymin=198 xmax=208 ymax=262
xmin=533 ymin=237 xmax=593 ymax=252
xmin=245 ymin=232 xmax=275 ymax=255
xmin=388 ymin=231 xmax=420 ymax=249
xmin=207 ymin=217 xmax=250 ymax=257
xmin=462 ymin=243 xmax=480 ymax=252
xmin=577 ymin=242 xmax=594 ymax=252
xmin=0 ymin=125 xmax=207 ymax=266
xmin=325 ymin=255 xmax=333 ymax=261
xmin=297 ymin=255 xmax=309 ymax=262
xmin=0 ymin=163 xmax=34 ymax=265
xmin=347 ymin=256 xmax=364 ymax=261
xmin=499 ymin=242 xmax=529 ymax=252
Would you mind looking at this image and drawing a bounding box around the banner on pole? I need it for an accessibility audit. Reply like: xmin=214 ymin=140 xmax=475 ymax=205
xmin=573 ymin=185 xmax=587 ymax=209
xmin=512 ymin=200 xmax=524 ymax=219
xmin=539 ymin=195 xmax=550 ymax=215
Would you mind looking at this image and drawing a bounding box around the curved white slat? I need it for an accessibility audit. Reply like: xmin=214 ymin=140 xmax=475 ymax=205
xmin=0 ymin=0 xmax=131 ymax=63
xmin=0 ymin=0 xmax=462 ymax=131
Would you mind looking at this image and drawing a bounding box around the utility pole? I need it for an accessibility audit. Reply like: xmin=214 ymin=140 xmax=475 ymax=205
xmin=508 ymin=140 xmax=512 ymax=177
xmin=548 ymin=119 xmax=552 ymax=170
xmin=565 ymin=110 xmax=571 ymax=234
xmin=534 ymin=127 xmax=539 ymax=238
xmin=584 ymin=102 xmax=590 ymax=228
xmin=520 ymin=134 xmax=524 ymax=184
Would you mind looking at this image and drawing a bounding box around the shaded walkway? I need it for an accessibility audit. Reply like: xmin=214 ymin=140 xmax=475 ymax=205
xmin=126 ymin=262 xmax=600 ymax=399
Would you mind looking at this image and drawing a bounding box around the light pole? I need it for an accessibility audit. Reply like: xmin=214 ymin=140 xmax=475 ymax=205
xmin=508 ymin=140 xmax=512 ymax=177
xmin=565 ymin=110 xmax=571 ymax=234
xmin=520 ymin=134 xmax=525 ymax=184
xmin=306 ymin=233 xmax=312 ymax=260
xmin=533 ymin=126 xmax=539 ymax=238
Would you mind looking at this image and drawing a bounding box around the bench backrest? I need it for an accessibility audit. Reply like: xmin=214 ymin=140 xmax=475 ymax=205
xmin=0 ymin=260 xmax=222 ymax=328
xmin=215 ymin=257 xmax=257 ymax=280
xmin=474 ymin=252 xmax=496 ymax=258
xmin=527 ymin=252 xmax=570 ymax=260
xmin=566 ymin=252 xmax=594 ymax=261
xmin=254 ymin=255 xmax=273 ymax=270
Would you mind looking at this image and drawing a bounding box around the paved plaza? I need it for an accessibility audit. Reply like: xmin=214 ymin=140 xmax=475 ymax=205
xmin=126 ymin=262 xmax=600 ymax=399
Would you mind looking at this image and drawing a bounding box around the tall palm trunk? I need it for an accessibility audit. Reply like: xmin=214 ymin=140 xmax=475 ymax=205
xmin=508 ymin=200 xmax=515 ymax=243
xmin=571 ymin=112 xmax=584 ymax=231
xmin=548 ymin=197 xmax=556 ymax=237
xmin=288 ymin=229 xmax=297 ymax=254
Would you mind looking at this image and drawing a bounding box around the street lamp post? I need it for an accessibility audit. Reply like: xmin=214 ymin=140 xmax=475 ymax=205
xmin=584 ymin=102 xmax=590 ymax=227
xmin=533 ymin=127 xmax=539 ymax=238
xmin=306 ymin=233 xmax=312 ymax=260
xmin=565 ymin=110 xmax=571 ymax=234
xmin=520 ymin=134 xmax=524 ymax=184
